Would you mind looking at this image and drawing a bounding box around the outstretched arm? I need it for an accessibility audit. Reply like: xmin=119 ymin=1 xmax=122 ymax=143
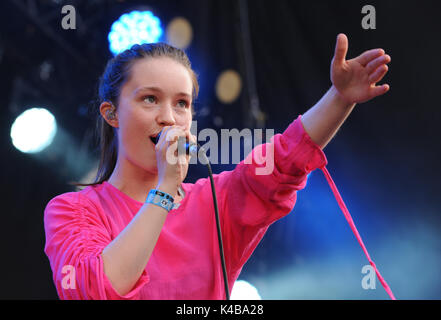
xmin=301 ymin=33 xmax=391 ymax=149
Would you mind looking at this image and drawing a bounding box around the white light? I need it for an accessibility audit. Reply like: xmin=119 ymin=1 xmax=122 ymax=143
xmin=10 ymin=108 xmax=57 ymax=153
xmin=231 ymin=280 xmax=262 ymax=300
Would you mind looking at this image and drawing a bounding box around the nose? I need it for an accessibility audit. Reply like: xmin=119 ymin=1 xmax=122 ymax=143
xmin=155 ymin=103 xmax=176 ymax=127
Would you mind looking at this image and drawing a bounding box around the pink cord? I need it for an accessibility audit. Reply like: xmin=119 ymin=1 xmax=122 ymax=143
xmin=320 ymin=166 xmax=396 ymax=300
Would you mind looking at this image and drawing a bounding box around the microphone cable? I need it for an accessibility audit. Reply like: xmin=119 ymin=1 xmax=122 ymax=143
xmin=196 ymin=143 xmax=230 ymax=300
xmin=155 ymin=132 xmax=230 ymax=300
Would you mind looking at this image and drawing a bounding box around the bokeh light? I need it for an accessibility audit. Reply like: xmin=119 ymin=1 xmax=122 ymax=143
xmin=10 ymin=107 xmax=57 ymax=153
xmin=108 ymin=10 xmax=163 ymax=55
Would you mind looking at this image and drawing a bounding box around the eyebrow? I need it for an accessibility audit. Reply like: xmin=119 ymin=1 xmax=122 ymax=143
xmin=134 ymin=86 xmax=192 ymax=99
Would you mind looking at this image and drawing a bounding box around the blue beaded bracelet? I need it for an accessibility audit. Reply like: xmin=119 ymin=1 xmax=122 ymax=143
xmin=145 ymin=189 xmax=178 ymax=212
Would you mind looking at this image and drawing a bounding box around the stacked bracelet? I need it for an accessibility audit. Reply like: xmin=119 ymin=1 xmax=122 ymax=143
xmin=145 ymin=189 xmax=179 ymax=212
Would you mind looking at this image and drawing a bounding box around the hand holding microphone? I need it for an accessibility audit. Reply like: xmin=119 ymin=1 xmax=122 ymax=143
xmin=154 ymin=128 xmax=198 ymax=156
xmin=153 ymin=126 xmax=197 ymax=198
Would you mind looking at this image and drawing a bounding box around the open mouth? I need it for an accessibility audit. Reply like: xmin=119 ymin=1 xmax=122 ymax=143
xmin=150 ymin=133 xmax=160 ymax=145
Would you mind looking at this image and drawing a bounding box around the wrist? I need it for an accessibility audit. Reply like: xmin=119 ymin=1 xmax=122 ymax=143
xmin=145 ymin=189 xmax=176 ymax=212
xmin=330 ymin=85 xmax=356 ymax=108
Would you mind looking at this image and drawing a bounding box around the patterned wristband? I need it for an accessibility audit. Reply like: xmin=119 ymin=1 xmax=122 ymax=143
xmin=145 ymin=189 xmax=177 ymax=212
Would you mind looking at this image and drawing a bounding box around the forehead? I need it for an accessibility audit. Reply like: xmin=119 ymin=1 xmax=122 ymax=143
xmin=123 ymin=57 xmax=193 ymax=97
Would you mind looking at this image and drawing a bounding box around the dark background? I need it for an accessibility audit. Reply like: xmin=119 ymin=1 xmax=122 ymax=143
xmin=0 ymin=0 xmax=440 ymax=299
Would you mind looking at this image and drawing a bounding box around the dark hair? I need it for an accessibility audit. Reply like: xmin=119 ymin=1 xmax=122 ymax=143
xmin=70 ymin=42 xmax=199 ymax=188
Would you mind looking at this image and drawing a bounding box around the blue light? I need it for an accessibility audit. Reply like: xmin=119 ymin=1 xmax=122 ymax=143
xmin=108 ymin=10 xmax=163 ymax=55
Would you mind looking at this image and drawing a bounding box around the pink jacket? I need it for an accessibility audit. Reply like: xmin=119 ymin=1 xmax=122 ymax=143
xmin=43 ymin=115 xmax=394 ymax=299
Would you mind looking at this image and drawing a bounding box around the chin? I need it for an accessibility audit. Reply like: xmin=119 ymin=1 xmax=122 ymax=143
xmin=141 ymin=162 xmax=158 ymax=175
xmin=127 ymin=155 xmax=158 ymax=176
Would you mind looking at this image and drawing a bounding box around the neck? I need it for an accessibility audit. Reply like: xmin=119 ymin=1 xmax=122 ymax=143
xmin=107 ymin=158 xmax=159 ymax=204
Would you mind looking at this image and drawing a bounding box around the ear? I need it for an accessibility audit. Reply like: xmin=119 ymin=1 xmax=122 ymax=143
xmin=99 ymin=101 xmax=119 ymax=128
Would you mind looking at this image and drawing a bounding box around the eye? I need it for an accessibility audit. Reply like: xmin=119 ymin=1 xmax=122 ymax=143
xmin=143 ymin=95 xmax=157 ymax=104
xmin=177 ymin=100 xmax=189 ymax=108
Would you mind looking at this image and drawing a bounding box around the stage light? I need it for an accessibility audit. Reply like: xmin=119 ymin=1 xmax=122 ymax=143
xmin=215 ymin=69 xmax=243 ymax=104
xmin=108 ymin=10 xmax=163 ymax=55
xmin=39 ymin=61 xmax=53 ymax=81
xmin=231 ymin=280 xmax=262 ymax=300
xmin=10 ymin=108 xmax=57 ymax=154
xmin=166 ymin=17 xmax=193 ymax=49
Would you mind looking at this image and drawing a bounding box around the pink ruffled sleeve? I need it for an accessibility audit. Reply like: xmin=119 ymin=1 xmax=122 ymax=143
xmin=213 ymin=114 xmax=328 ymax=287
xmin=43 ymin=192 xmax=150 ymax=300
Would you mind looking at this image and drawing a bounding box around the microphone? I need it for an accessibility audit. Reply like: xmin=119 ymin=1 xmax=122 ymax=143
xmin=153 ymin=131 xmax=198 ymax=156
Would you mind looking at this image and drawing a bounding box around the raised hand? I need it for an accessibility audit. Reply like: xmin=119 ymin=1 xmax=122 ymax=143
xmin=331 ymin=33 xmax=391 ymax=105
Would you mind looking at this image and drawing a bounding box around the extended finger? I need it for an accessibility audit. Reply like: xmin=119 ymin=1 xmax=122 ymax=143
xmin=370 ymin=84 xmax=390 ymax=98
xmin=366 ymin=54 xmax=391 ymax=75
xmin=333 ymin=33 xmax=349 ymax=65
xmin=369 ymin=65 xmax=389 ymax=84
xmin=355 ymin=48 xmax=385 ymax=67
